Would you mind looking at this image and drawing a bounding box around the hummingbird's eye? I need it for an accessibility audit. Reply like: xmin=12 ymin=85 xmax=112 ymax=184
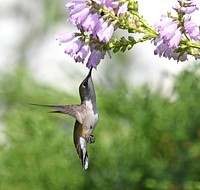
xmin=83 ymin=80 xmax=88 ymax=87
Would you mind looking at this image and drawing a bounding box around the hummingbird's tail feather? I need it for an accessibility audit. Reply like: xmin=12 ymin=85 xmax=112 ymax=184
xmin=79 ymin=137 xmax=89 ymax=170
xmin=30 ymin=103 xmax=83 ymax=124
xmin=73 ymin=121 xmax=89 ymax=170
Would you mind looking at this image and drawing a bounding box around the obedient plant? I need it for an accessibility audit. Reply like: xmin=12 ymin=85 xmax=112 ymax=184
xmin=56 ymin=0 xmax=200 ymax=68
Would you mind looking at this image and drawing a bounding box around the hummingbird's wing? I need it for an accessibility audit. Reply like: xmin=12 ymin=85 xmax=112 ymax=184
xmin=31 ymin=104 xmax=84 ymax=124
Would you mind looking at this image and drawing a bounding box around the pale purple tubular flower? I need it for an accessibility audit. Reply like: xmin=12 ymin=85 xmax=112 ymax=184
xmin=86 ymin=50 xmax=106 ymax=68
xmin=66 ymin=1 xmax=85 ymax=11
xmin=181 ymin=6 xmax=198 ymax=14
xmin=55 ymin=33 xmax=75 ymax=45
xmin=154 ymin=16 xmax=181 ymax=48
xmin=93 ymin=18 xmax=104 ymax=37
xmin=96 ymin=22 xmax=114 ymax=43
xmin=111 ymin=1 xmax=119 ymax=9
xmin=184 ymin=20 xmax=200 ymax=40
xmin=154 ymin=42 xmax=187 ymax=61
xmin=70 ymin=6 xmax=90 ymax=26
xmin=165 ymin=49 xmax=187 ymax=61
xmin=64 ymin=38 xmax=84 ymax=56
xmin=161 ymin=23 xmax=178 ymax=41
xmin=104 ymin=0 xmax=115 ymax=11
xmin=179 ymin=52 xmax=188 ymax=61
xmin=88 ymin=8 xmax=113 ymax=43
xmin=96 ymin=21 xmax=108 ymax=41
xmin=74 ymin=45 xmax=89 ymax=62
xmin=154 ymin=17 xmax=185 ymax=60
xmin=67 ymin=0 xmax=91 ymax=27
xmin=154 ymin=42 xmax=168 ymax=57
xmin=154 ymin=15 xmax=173 ymax=30
xmin=181 ymin=0 xmax=198 ymax=14
xmin=187 ymin=0 xmax=198 ymax=7
xmin=117 ymin=2 xmax=128 ymax=16
xmin=174 ymin=0 xmax=198 ymax=14
xmin=155 ymin=15 xmax=178 ymax=42
xmin=101 ymin=24 xmax=114 ymax=42
xmin=81 ymin=13 xmax=99 ymax=31
xmin=168 ymin=28 xmax=182 ymax=48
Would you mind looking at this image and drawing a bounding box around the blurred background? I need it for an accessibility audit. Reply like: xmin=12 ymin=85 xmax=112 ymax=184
xmin=0 ymin=0 xmax=200 ymax=189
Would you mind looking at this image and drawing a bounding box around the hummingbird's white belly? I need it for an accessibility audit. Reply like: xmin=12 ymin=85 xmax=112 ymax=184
xmin=84 ymin=100 xmax=98 ymax=136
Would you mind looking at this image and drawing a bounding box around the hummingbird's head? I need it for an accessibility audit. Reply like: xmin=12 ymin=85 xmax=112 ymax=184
xmin=79 ymin=68 xmax=96 ymax=103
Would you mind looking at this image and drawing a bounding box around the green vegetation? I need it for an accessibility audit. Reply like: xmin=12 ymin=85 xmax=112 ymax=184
xmin=0 ymin=65 xmax=200 ymax=190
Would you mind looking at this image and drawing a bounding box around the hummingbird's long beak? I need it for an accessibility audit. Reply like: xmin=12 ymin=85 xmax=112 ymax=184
xmin=86 ymin=68 xmax=92 ymax=79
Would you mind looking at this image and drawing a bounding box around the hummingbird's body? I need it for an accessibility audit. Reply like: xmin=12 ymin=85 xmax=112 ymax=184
xmin=73 ymin=99 xmax=98 ymax=169
xmin=32 ymin=69 xmax=98 ymax=170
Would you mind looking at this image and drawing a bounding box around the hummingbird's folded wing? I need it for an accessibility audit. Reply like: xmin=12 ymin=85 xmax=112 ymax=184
xmin=31 ymin=104 xmax=83 ymax=124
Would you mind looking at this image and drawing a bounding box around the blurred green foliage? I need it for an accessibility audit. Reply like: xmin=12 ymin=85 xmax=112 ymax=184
xmin=0 ymin=65 xmax=200 ymax=190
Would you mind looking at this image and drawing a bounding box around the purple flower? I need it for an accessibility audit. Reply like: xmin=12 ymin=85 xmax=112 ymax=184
xmin=81 ymin=13 xmax=99 ymax=31
xmin=154 ymin=15 xmax=173 ymax=30
xmin=86 ymin=50 xmax=106 ymax=68
xmin=154 ymin=42 xmax=168 ymax=57
xmin=69 ymin=6 xmax=90 ymax=26
xmin=66 ymin=1 xmax=85 ymax=10
xmin=161 ymin=23 xmax=178 ymax=41
xmin=154 ymin=20 xmax=183 ymax=60
xmin=96 ymin=22 xmax=114 ymax=43
xmin=154 ymin=15 xmax=182 ymax=49
xmin=173 ymin=0 xmax=198 ymax=14
xmin=180 ymin=6 xmax=198 ymax=14
xmin=103 ymin=0 xmax=117 ymax=11
xmin=117 ymin=2 xmax=128 ymax=16
xmin=179 ymin=52 xmax=188 ymax=61
xmin=74 ymin=45 xmax=89 ymax=62
xmin=110 ymin=1 xmax=119 ymax=9
xmin=155 ymin=16 xmax=178 ymax=42
xmin=168 ymin=28 xmax=182 ymax=48
xmin=92 ymin=18 xmax=104 ymax=36
xmin=154 ymin=42 xmax=187 ymax=61
xmin=55 ymin=33 xmax=75 ymax=45
xmin=64 ymin=38 xmax=84 ymax=56
xmin=184 ymin=20 xmax=200 ymax=40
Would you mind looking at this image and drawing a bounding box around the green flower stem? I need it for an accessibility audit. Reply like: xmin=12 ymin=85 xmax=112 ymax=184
xmin=187 ymin=41 xmax=200 ymax=49
xmin=132 ymin=11 xmax=158 ymax=36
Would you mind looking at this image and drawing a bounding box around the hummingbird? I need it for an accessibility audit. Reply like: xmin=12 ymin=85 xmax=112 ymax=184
xmin=32 ymin=68 xmax=98 ymax=170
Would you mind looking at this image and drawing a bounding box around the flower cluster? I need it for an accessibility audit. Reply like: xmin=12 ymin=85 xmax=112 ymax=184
xmin=56 ymin=0 xmax=200 ymax=68
xmin=154 ymin=0 xmax=200 ymax=61
xmin=56 ymin=0 xmax=128 ymax=68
